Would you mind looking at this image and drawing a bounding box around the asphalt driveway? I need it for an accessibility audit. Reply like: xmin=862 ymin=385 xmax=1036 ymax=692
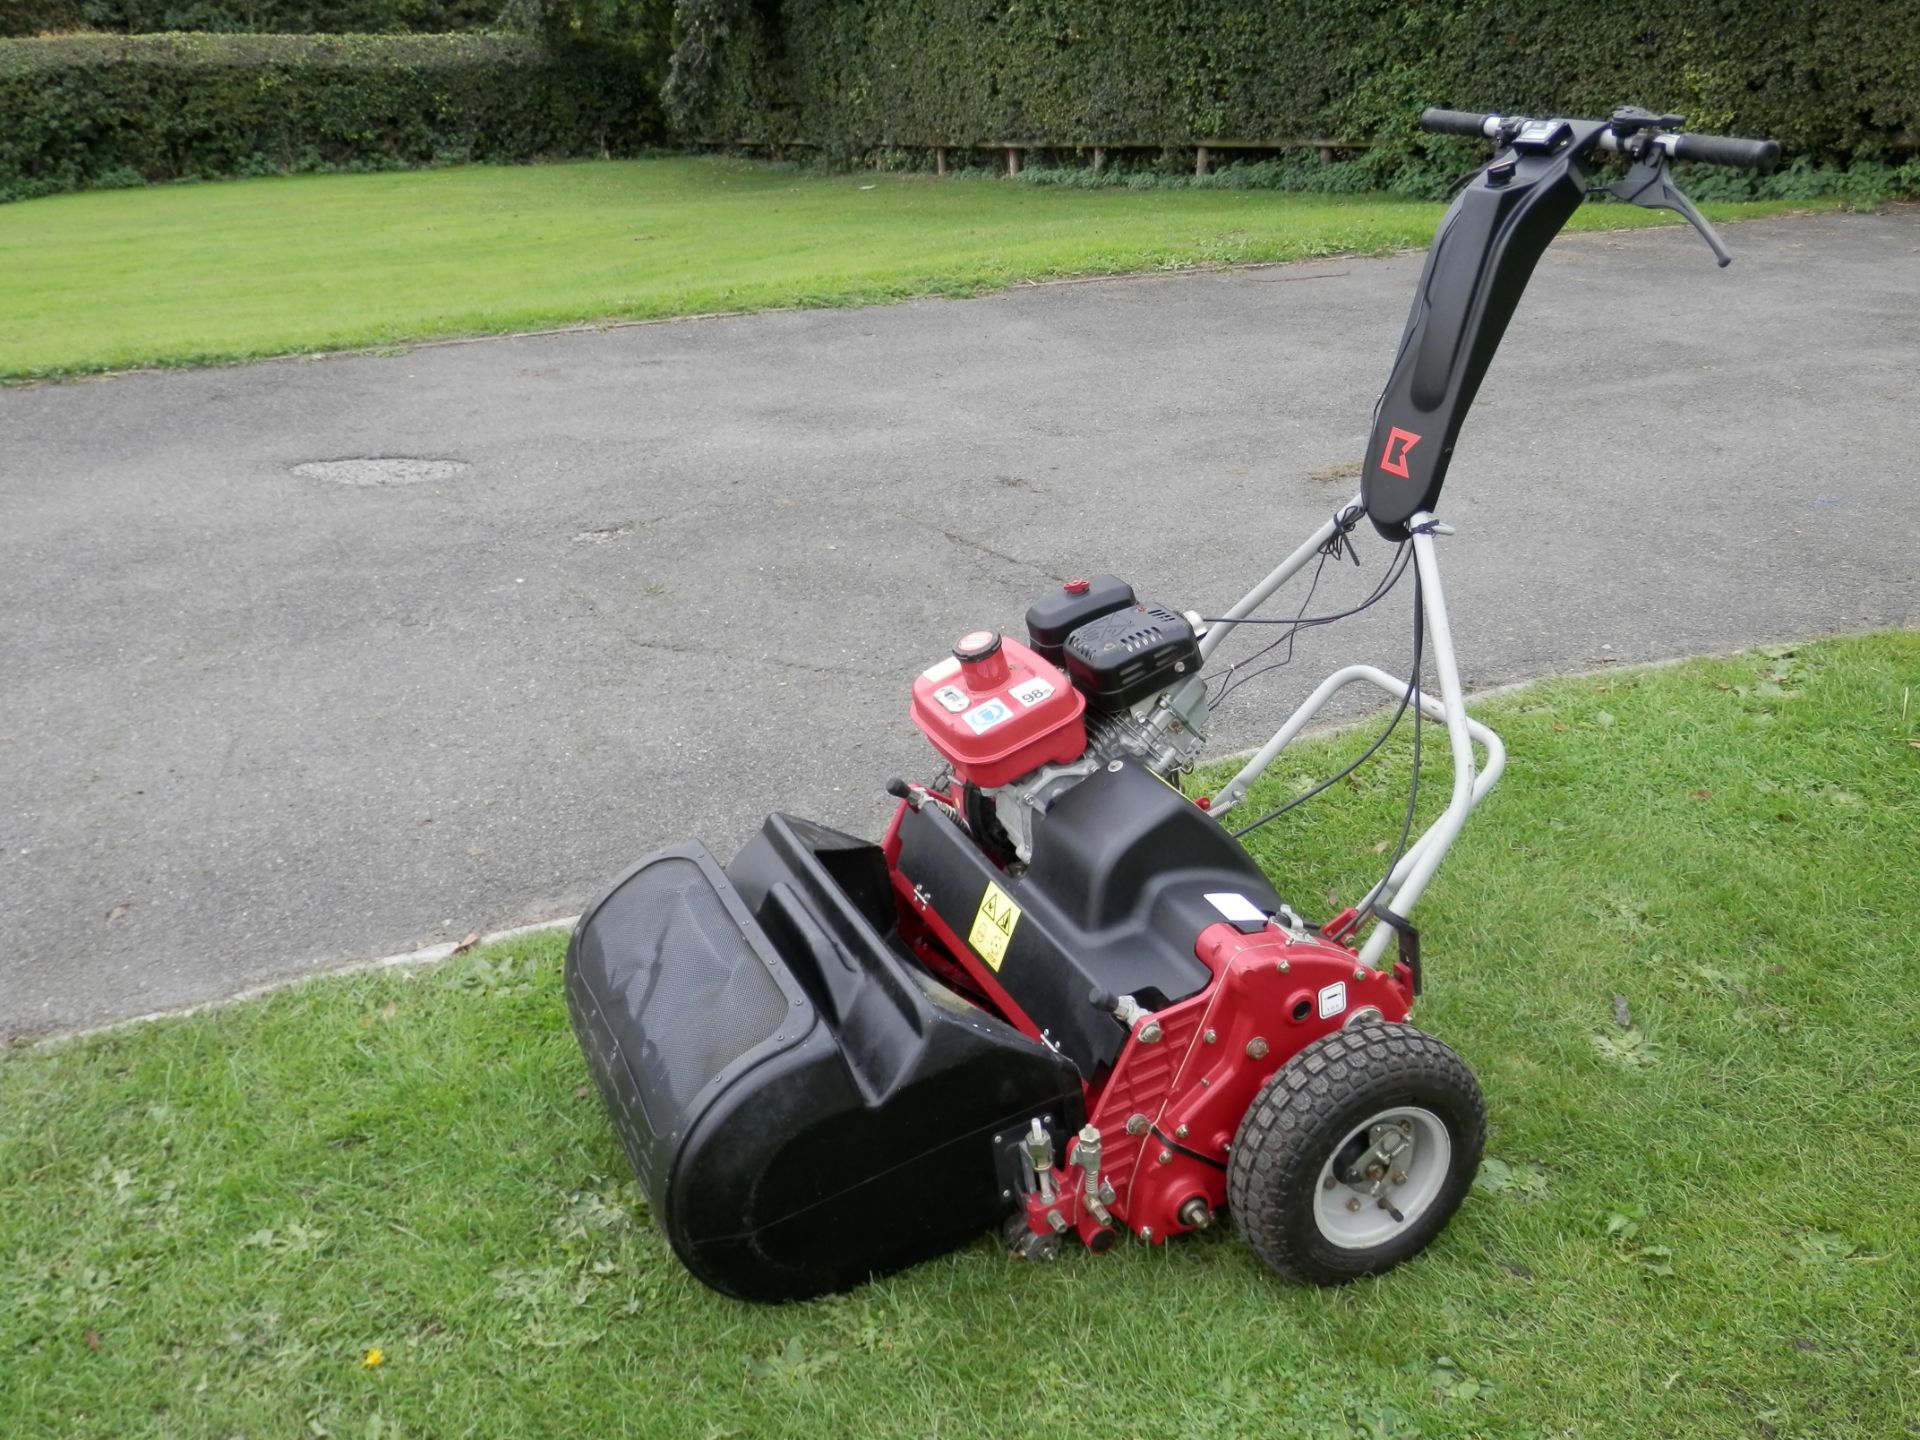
xmin=3 ymin=208 xmax=1916 ymax=1035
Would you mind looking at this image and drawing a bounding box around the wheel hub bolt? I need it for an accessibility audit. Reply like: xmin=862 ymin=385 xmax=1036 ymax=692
xmin=1346 ymin=1197 xmax=1363 ymax=1212
xmin=1392 ymin=1171 xmax=1407 ymax=1185
xmin=1323 ymin=1175 xmax=1337 ymax=1191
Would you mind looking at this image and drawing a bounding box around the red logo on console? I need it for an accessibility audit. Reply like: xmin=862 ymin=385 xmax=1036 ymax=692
xmin=1379 ymin=426 xmax=1422 ymax=479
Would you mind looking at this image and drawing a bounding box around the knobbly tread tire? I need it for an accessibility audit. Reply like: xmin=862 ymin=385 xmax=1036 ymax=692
xmin=1228 ymin=1021 xmax=1485 ymax=1285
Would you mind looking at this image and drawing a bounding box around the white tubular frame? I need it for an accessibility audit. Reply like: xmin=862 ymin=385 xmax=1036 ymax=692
xmin=1204 ymin=507 xmax=1504 ymax=970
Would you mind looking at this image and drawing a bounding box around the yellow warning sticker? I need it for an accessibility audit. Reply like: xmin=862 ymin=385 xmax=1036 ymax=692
xmin=968 ymin=881 xmax=1023 ymax=972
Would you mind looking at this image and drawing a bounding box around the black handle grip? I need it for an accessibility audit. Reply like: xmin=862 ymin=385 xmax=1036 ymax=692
xmin=1419 ymin=107 xmax=1495 ymax=139
xmin=1669 ymin=132 xmax=1781 ymax=172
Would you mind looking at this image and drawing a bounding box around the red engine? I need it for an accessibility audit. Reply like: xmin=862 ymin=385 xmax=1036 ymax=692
xmin=886 ymin=598 xmax=1417 ymax=1252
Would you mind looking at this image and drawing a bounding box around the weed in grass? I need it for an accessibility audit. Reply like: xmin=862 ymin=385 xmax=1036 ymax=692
xmin=1472 ymin=1157 xmax=1551 ymax=1199
xmin=1 ymin=634 xmax=1916 ymax=1438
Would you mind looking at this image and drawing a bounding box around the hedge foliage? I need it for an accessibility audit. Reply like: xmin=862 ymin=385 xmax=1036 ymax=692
xmin=0 ymin=0 xmax=503 ymax=36
xmin=674 ymin=1 xmax=1920 ymax=167
xmin=0 ymin=34 xmax=660 ymax=202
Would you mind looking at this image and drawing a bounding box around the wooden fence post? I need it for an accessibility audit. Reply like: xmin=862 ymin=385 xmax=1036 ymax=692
xmin=1196 ymin=144 xmax=1210 ymax=176
xmin=935 ymin=145 xmax=947 ymax=176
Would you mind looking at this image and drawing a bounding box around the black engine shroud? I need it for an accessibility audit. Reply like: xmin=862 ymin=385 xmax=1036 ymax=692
xmin=897 ymin=760 xmax=1282 ymax=1074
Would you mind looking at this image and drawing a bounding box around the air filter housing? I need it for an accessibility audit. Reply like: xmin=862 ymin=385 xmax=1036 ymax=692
xmin=1063 ymin=602 xmax=1200 ymax=710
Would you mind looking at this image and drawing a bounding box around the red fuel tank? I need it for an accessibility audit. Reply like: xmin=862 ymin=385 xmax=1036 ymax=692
xmin=910 ymin=631 xmax=1087 ymax=788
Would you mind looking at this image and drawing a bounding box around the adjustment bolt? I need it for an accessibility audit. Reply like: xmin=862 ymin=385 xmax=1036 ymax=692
xmin=1246 ymin=1037 xmax=1269 ymax=1060
xmin=1203 ymin=1028 xmax=1218 ymax=1045
xmin=1137 ymin=1020 xmax=1162 ymax=1044
xmin=1174 ymin=1124 xmax=1189 ymax=1139
xmin=1354 ymin=967 xmax=1368 ymax=982
xmin=1157 ymin=1150 xmax=1173 ymax=1165
xmin=1125 ymin=1114 xmax=1150 ymax=1136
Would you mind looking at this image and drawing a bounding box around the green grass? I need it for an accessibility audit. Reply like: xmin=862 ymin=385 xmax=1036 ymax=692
xmin=4 ymin=634 xmax=1916 ymax=1439
xmin=0 ymin=156 xmax=1823 ymax=381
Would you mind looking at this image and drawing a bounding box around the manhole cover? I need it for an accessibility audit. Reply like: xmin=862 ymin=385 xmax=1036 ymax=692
xmin=292 ymin=457 xmax=471 ymax=487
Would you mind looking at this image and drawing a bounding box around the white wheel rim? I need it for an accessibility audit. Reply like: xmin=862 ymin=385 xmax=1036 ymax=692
xmin=1312 ymin=1105 xmax=1452 ymax=1249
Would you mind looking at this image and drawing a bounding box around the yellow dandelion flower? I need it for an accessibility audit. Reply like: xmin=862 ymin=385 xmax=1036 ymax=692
xmin=362 ymin=1347 xmax=384 ymax=1369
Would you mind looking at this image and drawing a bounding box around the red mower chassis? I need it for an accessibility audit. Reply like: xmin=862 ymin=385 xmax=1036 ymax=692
xmin=882 ymin=791 xmax=1414 ymax=1250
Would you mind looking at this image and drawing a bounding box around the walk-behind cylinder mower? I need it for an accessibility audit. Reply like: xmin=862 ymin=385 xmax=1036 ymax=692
xmin=566 ymin=107 xmax=1781 ymax=1303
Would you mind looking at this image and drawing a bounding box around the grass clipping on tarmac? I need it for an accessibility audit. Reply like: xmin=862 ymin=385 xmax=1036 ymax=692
xmin=3 ymin=633 xmax=1915 ymax=1439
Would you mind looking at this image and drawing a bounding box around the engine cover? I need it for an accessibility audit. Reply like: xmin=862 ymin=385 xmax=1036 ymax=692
xmin=910 ymin=632 xmax=1087 ymax=787
xmin=1063 ymin=602 xmax=1200 ymax=710
xmin=891 ymin=760 xmax=1285 ymax=1073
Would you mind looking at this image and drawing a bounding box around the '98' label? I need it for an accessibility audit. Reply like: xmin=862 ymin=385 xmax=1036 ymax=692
xmin=1010 ymin=678 xmax=1055 ymax=708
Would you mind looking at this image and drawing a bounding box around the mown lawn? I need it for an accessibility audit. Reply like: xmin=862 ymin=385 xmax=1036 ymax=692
xmin=2 ymin=632 xmax=1914 ymax=1438
xmin=0 ymin=156 xmax=1819 ymax=380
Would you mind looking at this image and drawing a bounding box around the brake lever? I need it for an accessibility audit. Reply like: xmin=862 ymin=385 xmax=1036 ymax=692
xmin=1608 ymin=151 xmax=1732 ymax=267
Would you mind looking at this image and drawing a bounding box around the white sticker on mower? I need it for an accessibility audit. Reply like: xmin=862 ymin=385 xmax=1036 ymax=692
xmin=932 ymin=684 xmax=969 ymax=713
xmin=1318 ymin=981 xmax=1348 ymax=1020
xmin=969 ymin=881 xmax=1022 ymax=971
xmin=1205 ymin=892 xmax=1266 ymax=924
xmin=921 ymin=656 xmax=961 ymax=684
xmin=963 ymin=699 xmax=1013 ymax=733
xmin=1010 ymin=677 xmax=1055 ymax=708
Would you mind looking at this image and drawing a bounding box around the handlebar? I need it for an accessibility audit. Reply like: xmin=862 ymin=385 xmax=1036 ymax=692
xmin=1420 ymin=108 xmax=1500 ymax=140
xmin=1666 ymin=131 xmax=1780 ymax=170
xmin=1418 ymin=106 xmax=1780 ymax=171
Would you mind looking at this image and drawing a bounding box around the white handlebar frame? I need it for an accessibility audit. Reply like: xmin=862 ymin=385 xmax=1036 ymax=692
xmin=1199 ymin=498 xmax=1504 ymax=969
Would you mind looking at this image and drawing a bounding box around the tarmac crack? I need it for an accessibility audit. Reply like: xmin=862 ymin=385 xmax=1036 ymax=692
xmin=899 ymin=512 xmax=1065 ymax=583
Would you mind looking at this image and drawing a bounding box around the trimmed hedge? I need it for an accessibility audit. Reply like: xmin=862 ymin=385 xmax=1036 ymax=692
xmin=0 ymin=34 xmax=660 ymax=202
xmin=677 ymin=1 xmax=1920 ymax=167
xmin=0 ymin=0 xmax=503 ymax=38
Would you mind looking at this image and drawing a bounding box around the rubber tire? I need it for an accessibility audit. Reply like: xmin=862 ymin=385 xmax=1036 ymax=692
xmin=1228 ymin=1021 xmax=1484 ymax=1285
